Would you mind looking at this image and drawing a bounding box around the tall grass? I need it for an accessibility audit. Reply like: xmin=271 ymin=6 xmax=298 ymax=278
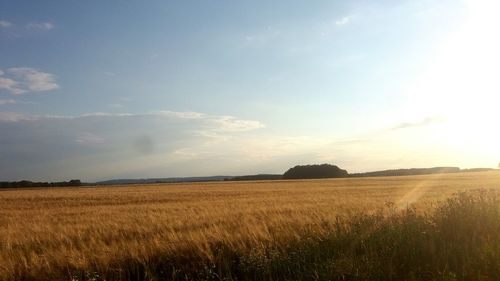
xmin=0 ymin=172 xmax=499 ymax=280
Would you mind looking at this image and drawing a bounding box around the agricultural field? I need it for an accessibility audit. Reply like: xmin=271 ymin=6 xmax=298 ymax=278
xmin=1 ymin=171 xmax=499 ymax=280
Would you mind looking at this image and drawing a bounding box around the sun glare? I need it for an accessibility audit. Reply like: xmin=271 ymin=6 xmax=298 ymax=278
xmin=402 ymin=0 xmax=500 ymax=166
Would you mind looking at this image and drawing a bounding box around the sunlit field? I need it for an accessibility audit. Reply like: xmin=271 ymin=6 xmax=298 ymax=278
xmin=1 ymin=171 xmax=499 ymax=280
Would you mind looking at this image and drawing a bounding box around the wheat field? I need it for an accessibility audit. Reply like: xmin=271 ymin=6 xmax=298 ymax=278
xmin=1 ymin=171 xmax=499 ymax=280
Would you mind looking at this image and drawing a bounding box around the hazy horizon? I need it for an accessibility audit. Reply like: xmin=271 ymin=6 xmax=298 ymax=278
xmin=1 ymin=0 xmax=499 ymax=182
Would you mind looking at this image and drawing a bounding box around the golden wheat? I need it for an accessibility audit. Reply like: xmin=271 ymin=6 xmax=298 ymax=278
xmin=0 ymin=171 xmax=499 ymax=280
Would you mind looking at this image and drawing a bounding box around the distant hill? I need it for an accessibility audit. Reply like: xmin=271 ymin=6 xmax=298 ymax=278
xmin=226 ymin=174 xmax=283 ymax=181
xmin=350 ymin=167 xmax=461 ymax=178
xmin=96 ymin=176 xmax=230 ymax=185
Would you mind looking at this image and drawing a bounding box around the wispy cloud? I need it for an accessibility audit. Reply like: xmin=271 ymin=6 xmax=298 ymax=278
xmin=108 ymin=103 xmax=124 ymax=109
xmin=0 ymin=67 xmax=59 ymax=95
xmin=26 ymin=22 xmax=55 ymax=30
xmin=156 ymin=110 xmax=206 ymax=120
xmin=0 ymin=99 xmax=16 ymax=105
xmin=0 ymin=111 xmax=266 ymax=131
xmin=0 ymin=76 xmax=19 ymax=94
xmin=0 ymin=20 xmax=13 ymax=28
xmin=75 ymin=132 xmax=105 ymax=145
xmin=335 ymin=16 xmax=352 ymax=26
xmin=243 ymin=26 xmax=282 ymax=47
xmin=0 ymin=110 xmax=266 ymax=181
xmin=156 ymin=111 xmax=265 ymax=132
xmin=0 ymin=20 xmax=56 ymax=31
xmin=213 ymin=116 xmax=265 ymax=132
xmin=0 ymin=112 xmax=34 ymax=122
xmin=391 ymin=116 xmax=442 ymax=130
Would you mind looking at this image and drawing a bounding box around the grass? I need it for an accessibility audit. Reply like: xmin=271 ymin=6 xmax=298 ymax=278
xmin=0 ymin=171 xmax=499 ymax=280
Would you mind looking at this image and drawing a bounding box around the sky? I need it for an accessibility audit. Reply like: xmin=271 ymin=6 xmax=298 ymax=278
xmin=1 ymin=0 xmax=499 ymax=182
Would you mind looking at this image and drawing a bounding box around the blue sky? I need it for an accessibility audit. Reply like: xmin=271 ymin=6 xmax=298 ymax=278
xmin=1 ymin=0 xmax=499 ymax=181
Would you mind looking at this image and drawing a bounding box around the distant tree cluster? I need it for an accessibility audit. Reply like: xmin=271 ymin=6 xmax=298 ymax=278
xmin=283 ymin=164 xmax=348 ymax=179
xmin=0 ymin=180 xmax=82 ymax=188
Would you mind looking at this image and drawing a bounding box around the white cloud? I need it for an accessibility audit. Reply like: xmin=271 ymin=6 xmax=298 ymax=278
xmin=26 ymin=22 xmax=55 ymax=30
xmin=0 ymin=20 xmax=12 ymax=28
xmin=0 ymin=67 xmax=59 ymax=95
xmin=335 ymin=16 xmax=351 ymax=26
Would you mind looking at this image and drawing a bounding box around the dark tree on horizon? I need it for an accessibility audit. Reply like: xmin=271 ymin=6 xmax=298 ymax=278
xmin=283 ymin=164 xmax=348 ymax=179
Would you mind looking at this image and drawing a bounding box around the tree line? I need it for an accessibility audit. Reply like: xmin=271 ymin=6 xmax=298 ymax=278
xmin=0 ymin=180 xmax=82 ymax=188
